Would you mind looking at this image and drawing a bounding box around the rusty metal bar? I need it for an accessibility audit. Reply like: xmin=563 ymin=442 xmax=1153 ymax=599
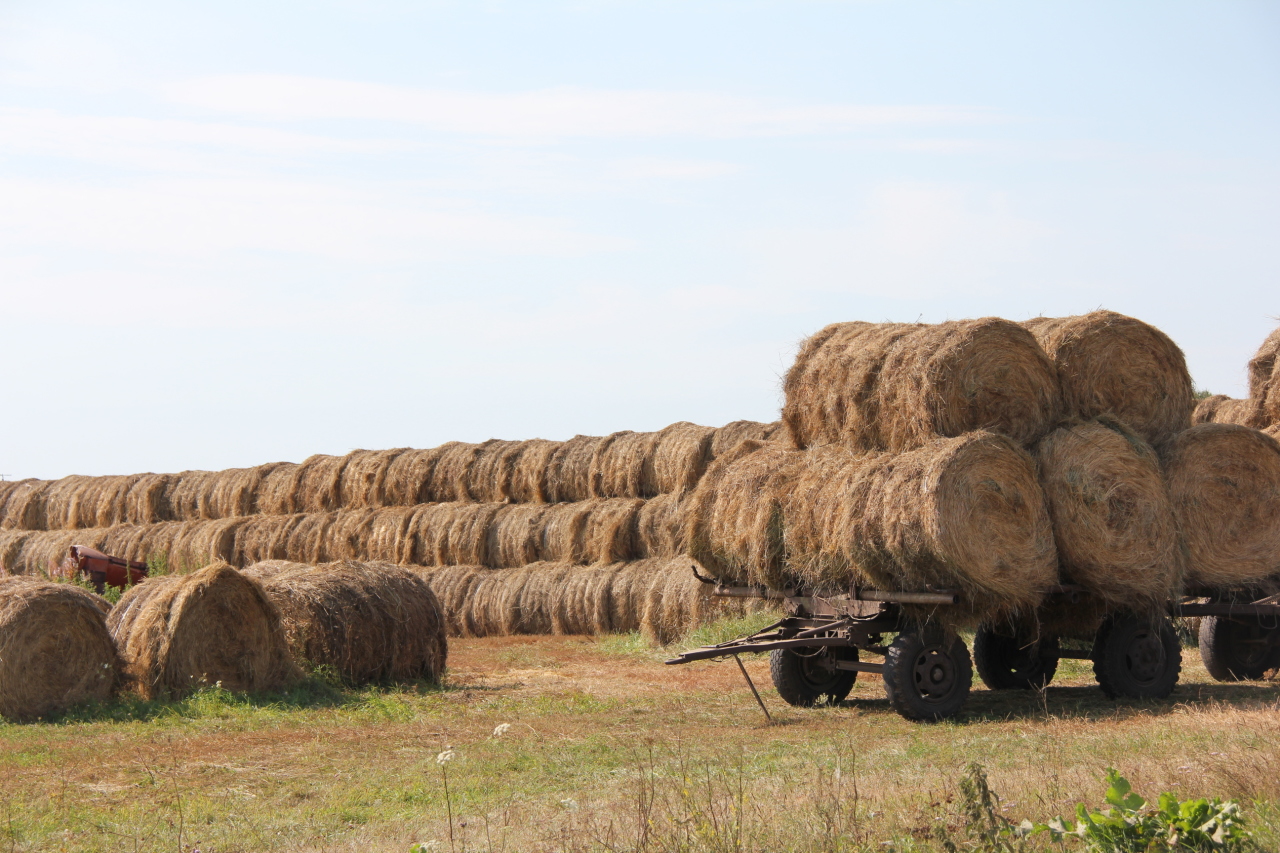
xmin=733 ymin=654 xmax=772 ymax=722
xmin=1175 ymin=603 xmax=1280 ymax=617
xmin=833 ymin=660 xmax=885 ymax=674
xmin=666 ymin=636 xmax=857 ymax=665
xmin=854 ymin=589 xmax=958 ymax=606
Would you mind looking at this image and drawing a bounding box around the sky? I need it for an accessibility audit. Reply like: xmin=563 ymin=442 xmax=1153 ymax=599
xmin=1 ymin=0 xmax=1277 ymax=480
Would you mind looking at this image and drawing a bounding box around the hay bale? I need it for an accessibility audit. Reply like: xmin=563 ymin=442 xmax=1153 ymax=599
xmin=784 ymin=318 xmax=1061 ymax=451
xmin=440 ymin=504 xmax=501 ymax=566
xmin=11 ymin=529 xmax=108 ymax=575
xmin=168 ymin=518 xmax=244 ymax=570
xmin=686 ymin=440 xmax=805 ymax=588
xmin=710 ymin=421 xmax=780 ymax=459
xmin=488 ymin=504 xmax=550 ymax=568
xmin=164 ymin=471 xmax=217 ymax=522
xmin=1192 ymin=395 xmax=1265 ymax=428
xmin=590 ymin=431 xmax=662 ymax=498
xmin=240 ymin=560 xmax=309 ymax=581
xmin=784 ymin=432 xmax=1058 ymax=625
xmin=414 ymin=565 xmax=482 ymax=636
xmin=1247 ymin=327 xmax=1280 ymax=400
xmin=1163 ymin=424 xmax=1280 ymax=586
xmin=234 ymin=514 xmax=305 ymax=566
xmin=504 ymin=563 xmax=557 ymax=634
xmin=208 ymin=466 xmax=279 ymax=519
xmin=90 ymin=475 xmax=144 ymax=528
xmin=0 ymin=577 xmax=119 ymax=720
xmin=545 ymin=435 xmax=602 ymax=503
xmin=382 ymin=448 xmax=447 ymax=507
xmin=323 ymin=509 xmax=379 ymax=562
xmin=337 ymin=449 xmax=408 ymax=508
xmin=607 ymin=561 xmax=653 ymax=634
xmin=637 ymin=492 xmax=686 ymax=558
xmin=255 ymin=463 xmax=302 ymax=515
xmin=282 ymin=513 xmax=334 ymax=565
xmin=641 ymin=558 xmax=718 ymax=645
xmin=0 ymin=530 xmax=34 ymax=573
xmin=505 ymin=439 xmax=562 ymax=503
xmin=125 ymin=474 xmax=174 ymax=524
xmin=0 ymin=479 xmax=49 ymax=530
xmin=249 ymin=560 xmax=447 ymax=684
xmin=647 ymin=422 xmax=716 ymax=495
xmin=538 ymin=499 xmax=642 ymax=564
xmin=294 ymin=454 xmax=349 ymax=514
xmin=464 ymin=440 xmax=523 ymax=504
xmin=1035 ymin=418 xmax=1181 ymax=610
xmin=363 ymin=506 xmax=417 ymax=564
xmin=425 ymin=442 xmax=486 ymax=503
xmin=1025 ymin=311 xmax=1193 ymax=448
xmin=1268 ymin=424 xmax=1280 ymax=440
xmin=107 ymin=563 xmax=298 ymax=699
xmin=39 ymin=476 xmax=93 ymax=530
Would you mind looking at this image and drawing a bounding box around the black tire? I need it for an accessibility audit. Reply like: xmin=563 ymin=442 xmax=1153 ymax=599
xmin=973 ymin=628 xmax=1059 ymax=690
xmin=882 ymin=631 xmax=972 ymax=722
xmin=769 ymin=646 xmax=858 ymax=707
xmin=1092 ymin=614 xmax=1181 ymax=699
xmin=1199 ymin=616 xmax=1280 ymax=682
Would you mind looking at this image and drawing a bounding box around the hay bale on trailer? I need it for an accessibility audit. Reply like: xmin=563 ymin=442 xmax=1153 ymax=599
xmin=783 ymin=318 xmax=1060 ymax=451
xmin=1247 ymin=327 xmax=1280 ymax=401
xmin=0 ymin=577 xmax=119 ymax=720
xmin=1035 ymin=418 xmax=1181 ymax=611
xmin=1193 ymin=395 xmax=1265 ymax=428
xmin=784 ymin=432 xmax=1058 ymax=626
xmin=108 ymin=563 xmax=298 ymax=699
xmin=244 ymin=561 xmax=447 ymax=685
xmin=1024 ymin=311 xmax=1194 ymax=448
xmin=1163 ymin=424 xmax=1280 ymax=586
xmin=686 ymin=440 xmax=804 ymax=589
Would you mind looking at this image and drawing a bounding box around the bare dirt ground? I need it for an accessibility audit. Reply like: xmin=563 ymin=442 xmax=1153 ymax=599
xmin=1 ymin=630 xmax=1277 ymax=852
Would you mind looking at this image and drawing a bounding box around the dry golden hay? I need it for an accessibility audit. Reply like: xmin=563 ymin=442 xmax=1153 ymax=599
xmin=545 ymin=435 xmax=602 ymax=503
xmin=487 ymin=504 xmax=550 ymax=568
xmin=504 ymin=439 xmax=563 ymax=503
xmin=785 ymin=318 xmax=1061 ymax=452
xmin=551 ymin=563 xmax=618 ymax=635
xmin=0 ymin=479 xmax=50 ymax=531
xmin=249 ymin=560 xmax=447 ymax=684
xmin=293 ymin=454 xmax=349 ymax=514
xmin=164 ymin=470 xmax=217 ymax=522
xmin=337 ymin=449 xmax=408 ymax=509
xmin=0 ymin=530 xmax=34 ymax=573
xmin=462 ymin=567 xmax=515 ymax=637
xmin=537 ymin=501 xmax=593 ymax=563
xmin=590 ymin=430 xmax=661 ymax=498
xmin=241 ymin=560 xmax=309 ymax=581
xmin=1034 ymin=417 xmax=1181 ymax=611
xmin=1268 ymin=424 xmax=1280 ymax=440
xmin=1024 ymin=311 xmax=1194 ymax=449
xmin=10 ymin=529 xmax=107 ymax=576
xmin=323 ymin=509 xmax=380 ymax=562
xmin=637 ymin=492 xmax=686 ymax=559
xmin=686 ymin=440 xmax=805 ymax=589
xmin=464 ymin=440 xmax=523 ymax=504
xmin=1265 ymin=377 xmax=1280 ymax=429
xmin=607 ymin=561 xmax=653 ymax=634
xmin=0 ymin=577 xmax=119 ymax=720
xmin=0 ymin=480 xmax=25 ymax=525
xmin=425 ymin=441 xmax=486 ymax=503
xmin=125 ymin=474 xmax=174 ymax=525
xmin=90 ymin=475 xmax=144 ymax=528
xmin=1163 ymin=424 xmax=1280 ymax=587
xmin=709 ymin=420 xmax=780 ymax=459
xmin=416 ymin=565 xmax=484 ymax=636
xmin=254 ymin=462 xmax=302 ymax=515
xmin=100 ymin=522 xmax=167 ymax=565
xmin=647 ymin=422 xmax=716 ymax=495
xmin=1247 ymin=326 xmax=1280 ymax=400
xmin=281 ymin=513 xmax=335 ymax=565
xmin=362 ymin=506 xmax=418 ymax=564
xmin=208 ymin=466 xmax=279 ymax=519
xmin=108 ymin=563 xmax=298 ymax=699
xmin=169 ymin=518 xmax=245 ymax=570
xmin=641 ymin=558 xmax=720 ymax=646
xmin=537 ymin=499 xmax=644 ymax=565
xmin=234 ymin=514 xmax=305 ymax=566
xmin=37 ymin=475 xmax=94 ymax=530
xmin=783 ymin=432 xmax=1058 ymax=627
xmin=1192 ymin=395 xmax=1265 ymax=428
xmin=382 ymin=447 xmax=448 ymax=507
xmin=408 ymin=503 xmax=501 ymax=567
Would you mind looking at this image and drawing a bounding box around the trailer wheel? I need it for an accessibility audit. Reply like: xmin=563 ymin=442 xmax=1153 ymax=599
xmin=769 ymin=647 xmax=858 ymax=707
xmin=1092 ymin=614 xmax=1181 ymax=699
xmin=1199 ymin=616 xmax=1280 ymax=681
xmin=973 ymin=628 xmax=1058 ymax=690
xmin=883 ymin=631 xmax=972 ymax=722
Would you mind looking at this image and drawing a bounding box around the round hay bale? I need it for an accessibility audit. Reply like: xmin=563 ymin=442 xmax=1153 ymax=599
xmin=488 ymin=504 xmax=550 ymax=568
xmin=39 ymin=475 xmax=94 ymax=530
xmin=234 ymin=514 xmax=305 ymax=566
xmin=0 ymin=480 xmax=50 ymax=530
xmin=241 ymin=559 xmax=311 ymax=581
xmin=12 ymin=529 xmax=106 ymax=576
xmin=647 ymin=422 xmax=716 ymax=495
xmin=168 ymin=518 xmax=244 ymax=571
xmin=1035 ymin=418 xmax=1181 ymax=610
xmin=464 ymin=440 xmax=523 ymax=504
xmin=1024 ymin=311 xmax=1193 ymax=448
xmin=165 ymin=471 xmax=217 ymax=522
xmin=90 ymin=475 xmax=144 ymax=528
xmin=252 ymin=560 xmax=447 ymax=684
xmin=1193 ymin=395 xmax=1265 ymax=428
xmin=784 ymin=432 xmax=1058 ymax=626
xmin=438 ymin=504 xmax=500 ymax=566
xmin=507 ymin=563 xmax=558 ymax=634
xmin=463 ymin=568 xmax=511 ymax=637
xmin=208 ymin=466 xmax=277 ymax=519
xmin=505 ymin=439 xmax=562 ymax=503
xmin=0 ymin=577 xmax=119 ymax=720
xmin=639 ymin=558 xmax=716 ymax=645
xmin=1163 ymin=424 xmax=1280 ymax=586
xmin=686 ymin=440 xmax=805 ymax=588
xmin=125 ymin=474 xmax=174 ymax=525
xmin=99 ymin=523 xmax=159 ymax=565
xmin=0 ymin=480 xmax=27 ymax=527
xmin=255 ymin=463 xmax=302 ymax=515
xmin=784 ymin=318 xmax=1061 ymax=451
xmin=0 ymin=530 xmax=34 ymax=573
xmin=415 ymin=565 xmax=484 ymax=636
xmin=580 ymin=498 xmax=643 ymax=564
xmin=294 ymin=454 xmax=349 ymax=514
xmin=590 ymin=430 xmax=662 ymax=498
xmin=426 ymin=442 xmax=485 ymax=503
xmin=382 ymin=447 xmax=448 ymax=507
xmin=107 ymin=563 xmax=298 ymax=699
xmin=1247 ymin=326 xmax=1280 ymax=400
xmin=608 ymin=560 xmax=654 ymax=634
xmin=551 ymin=563 xmax=618 ymax=635
xmin=337 ymin=449 xmax=408 ymax=509
xmin=1265 ymin=377 xmax=1280 ymax=429
xmin=323 ymin=509 xmax=379 ymax=562
xmin=545 ymin=435 xmax=602 ymax=503
xmin=637 ymin=493 xmax=686 ymax=558
xmin=281 ymin=513 xmax=334 ymax=565
xmin=710 ymin=420 xmax=780 ymax=459
xmin=406 ymin=503 xmax=455 ymax=566
xmin=1268 ymin=424 xmax=1280 ymax=440
xmin=363 ymin=506 xmax=417 ymax=564
xmin=537 ymin=502 xmax=594 ymax=563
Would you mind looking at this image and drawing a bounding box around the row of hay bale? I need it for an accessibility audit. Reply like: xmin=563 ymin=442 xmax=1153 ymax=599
xmin=694 ymin=312 xmax=1280 ymax=633
xmin=1194 ymin=327 xmax=1280 ymax=431
xmin=0 ymin=495 xmax=688 ymax=576
xmin=0 ymin=421 xmax=778 ymax=531
xmin=0 ymin=560 xmax=449 ymax=721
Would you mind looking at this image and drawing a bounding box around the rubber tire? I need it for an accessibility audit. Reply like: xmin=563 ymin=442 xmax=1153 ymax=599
xmin=882 ymin=631 xmax=972 ymax=722
xmin=1199 ymin=616 xmax=1280 ymax=682
xmin=769 ymin=647 xmax=858 ymax=707
xmin=973 ymin=628 xmax=1059 ymax=690
xmin=1092 ymin=614 xmax=1181 ymax=699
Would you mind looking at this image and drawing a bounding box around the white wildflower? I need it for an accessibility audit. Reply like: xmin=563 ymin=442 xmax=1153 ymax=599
xmin=493 ymin=723 xmax=512 ymax=738
xmin=436 ymin=749 xmax=456 ymax=766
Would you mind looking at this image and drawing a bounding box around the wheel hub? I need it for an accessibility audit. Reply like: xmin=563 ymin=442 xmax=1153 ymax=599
xmin=913 ymin=648 xmax=956 ymax=700
xmin=1125 ymin=631 xmax=1165 ymax=683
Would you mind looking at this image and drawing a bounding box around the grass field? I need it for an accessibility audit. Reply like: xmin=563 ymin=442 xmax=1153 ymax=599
xmin=1 ymin=614 xmax=1277 ymax=852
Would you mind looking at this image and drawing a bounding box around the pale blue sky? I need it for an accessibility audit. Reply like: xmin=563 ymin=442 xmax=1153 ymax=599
xmin=2 ymin=1 xmax=1277 ymax=479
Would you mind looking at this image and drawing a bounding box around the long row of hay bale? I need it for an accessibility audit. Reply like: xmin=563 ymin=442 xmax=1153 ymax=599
xmin=0 ymin=495 xmax=689 ymax=576
xmin=0 ymin=421 xmax=779 ymax=533
xmin=1195 ymin=327 xmax=1280 ymax=431
xmin=0 ymin=560 xmax=450 ymax=719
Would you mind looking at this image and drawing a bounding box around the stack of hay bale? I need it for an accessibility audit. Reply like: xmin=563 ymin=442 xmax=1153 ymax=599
xmin=0 ymin=420 xmax=780 ymax=643
xmin=1194 ymin=327 xmax=1280 ymax=434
